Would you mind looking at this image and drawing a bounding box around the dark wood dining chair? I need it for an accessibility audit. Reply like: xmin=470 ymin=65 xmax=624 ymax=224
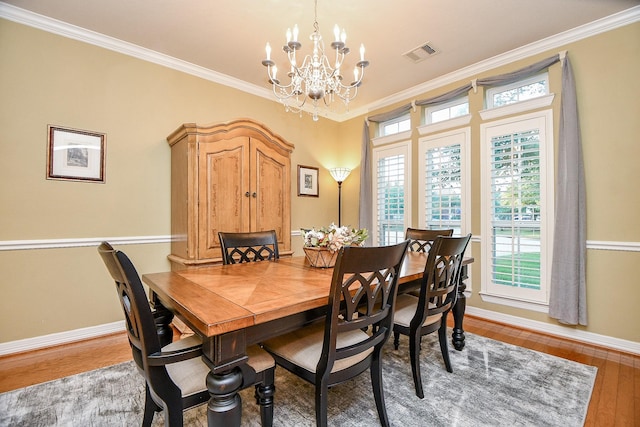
xmin=392 ymin=234 xmax=471 ymax=399
xmin=405 ymin=227 xmax=454 ymax=253
xmin=262 ymin=240 xmax=410 ymax=427
xmin=218 ymin=230 xmax=279 ymax=264
xmin=97 ymin=242 xmax=276 ymax=427
xmin=404 ymin=228 xmax=454 ymax=298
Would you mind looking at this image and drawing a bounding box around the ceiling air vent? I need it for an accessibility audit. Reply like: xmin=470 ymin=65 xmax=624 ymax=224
xmin=403 ymin=42 xmax=440 ymax=63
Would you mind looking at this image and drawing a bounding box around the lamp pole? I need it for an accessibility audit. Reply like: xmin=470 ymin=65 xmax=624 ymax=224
xmin=336 ymin=180 xmax=344 ymax=227
xmin=329 ymin=168 xmax=351 ymax=228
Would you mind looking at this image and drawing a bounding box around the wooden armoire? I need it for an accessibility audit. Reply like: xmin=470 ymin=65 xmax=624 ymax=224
xmin=166 ymin=118 xmax=294 ymax=269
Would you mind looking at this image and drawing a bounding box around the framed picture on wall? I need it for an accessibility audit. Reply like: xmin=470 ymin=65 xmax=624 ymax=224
xmin=47 ymin=125 xmax=106 ymax=183
xmin=297 ymin=165 xmax=319 ymax=197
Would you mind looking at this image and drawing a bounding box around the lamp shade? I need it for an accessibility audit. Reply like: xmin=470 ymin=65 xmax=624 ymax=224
xmin=329 ymin=168 xmax=351 ymax=183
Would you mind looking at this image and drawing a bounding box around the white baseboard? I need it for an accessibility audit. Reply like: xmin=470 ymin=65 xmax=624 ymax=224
xmin=2 ymin=309 xmax=638 ymax=357
xmin=466 ymin=307 xmax=640 ymax=355
xmin=0 ymin=321 xmax=126 ymax=356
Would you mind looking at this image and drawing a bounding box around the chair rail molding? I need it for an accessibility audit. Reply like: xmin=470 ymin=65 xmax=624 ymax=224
xmin=0 ymin=235 xmax=172 ymax=251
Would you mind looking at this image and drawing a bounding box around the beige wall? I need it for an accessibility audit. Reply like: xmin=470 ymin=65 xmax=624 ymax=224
xmin=1 ymin=18 xmax=639 ymax=345
xmin=0 ymin=19 xmax=344 ymax=341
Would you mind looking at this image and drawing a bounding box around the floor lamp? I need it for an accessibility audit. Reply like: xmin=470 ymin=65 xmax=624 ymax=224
xmin=329 ymin=168 xmax=351 ymax=227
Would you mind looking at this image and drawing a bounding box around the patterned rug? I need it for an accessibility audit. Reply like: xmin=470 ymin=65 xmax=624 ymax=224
xmin=0 ymin=331 xmax=596 ymax=426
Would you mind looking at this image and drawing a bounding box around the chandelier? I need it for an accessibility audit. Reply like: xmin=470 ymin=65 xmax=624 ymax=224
xmin=261 ymin=0 xmax=369 ymax=121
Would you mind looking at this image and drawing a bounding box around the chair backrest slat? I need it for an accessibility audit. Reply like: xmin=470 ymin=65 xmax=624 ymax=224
xmin=405 ymin=228 xmax=454 ymax=253
xmin=219 ymin=230 xmax=280 ymax=264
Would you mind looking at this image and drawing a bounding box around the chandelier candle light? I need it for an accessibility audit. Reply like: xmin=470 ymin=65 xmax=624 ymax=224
xmin=262 ymin=0 xmax=369 ymax=121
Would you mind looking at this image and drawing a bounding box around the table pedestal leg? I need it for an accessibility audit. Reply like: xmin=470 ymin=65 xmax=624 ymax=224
xmin=452 ymin=264 xmax=468 ymax=351
xmin=206 ymin=368 xmax=243 ymax=427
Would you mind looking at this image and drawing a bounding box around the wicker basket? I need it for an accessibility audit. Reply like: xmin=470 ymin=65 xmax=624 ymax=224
xmin=303 ymin=246 xmax=338 ymax=268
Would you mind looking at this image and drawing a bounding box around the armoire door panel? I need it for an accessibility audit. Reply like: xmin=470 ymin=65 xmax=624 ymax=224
xmin=251 ymin=139 xmax=291 ymax=247
xmin=198 ymin=137 xmax=250 ymax=259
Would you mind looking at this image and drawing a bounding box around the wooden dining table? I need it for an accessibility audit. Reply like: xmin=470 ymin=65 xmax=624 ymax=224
xmin=142 ymin=252 xmax=473 ymax=427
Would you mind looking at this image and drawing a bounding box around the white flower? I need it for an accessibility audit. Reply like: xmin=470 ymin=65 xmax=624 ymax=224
xmin=302 ymin=223 xmax=368 ymax=253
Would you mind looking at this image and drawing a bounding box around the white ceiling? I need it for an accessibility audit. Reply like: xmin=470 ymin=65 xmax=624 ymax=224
xmin=2 ymin=0 xmax=639 ymax=119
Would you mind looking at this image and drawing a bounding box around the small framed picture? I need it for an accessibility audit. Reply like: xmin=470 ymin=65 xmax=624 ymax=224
xmin=297 ymin=165 xmax=319 ymax=197
xmin=47 ymin=125 xmax=106 ymax=183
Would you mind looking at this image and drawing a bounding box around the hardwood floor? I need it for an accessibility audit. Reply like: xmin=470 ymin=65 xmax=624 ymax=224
xmin=1 ymin=315 xmax=638 ymax=426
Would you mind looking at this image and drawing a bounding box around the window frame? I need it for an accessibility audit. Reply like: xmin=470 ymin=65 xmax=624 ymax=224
xmin=479 ymin=109 xmax=554 ymax=310
xmin=417 ymin=127 xmax=471 ymax=237
xmin=378 ymin=114 xmax=411 ymax=137
xmin=371 ymin=139 xmax=412 ymax=247
xmin=486 ymin=72 xmax=549 ymax=109
xmin=423 ymin=97 xmax=470 ymax=125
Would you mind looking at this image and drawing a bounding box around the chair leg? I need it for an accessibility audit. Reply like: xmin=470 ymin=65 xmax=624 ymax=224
xmin=142 ymin=384 xmax=159 ymax=427
xmin=393 ymin=330 xmax=400 ymax=350
xmin=254 ymin=373 xmax=275 ymax=427
xmin=438 ymin=321 xmax=453 ymax=373
xmin=371 ymin=352 xmax=390 ymax=427
xmin=315 ymin=380 xmax=329 ymax=427
xmin=163 ymin=405 xmax=183 ymax=427
xmin=409 ymin=330 xmax=425 ymax=399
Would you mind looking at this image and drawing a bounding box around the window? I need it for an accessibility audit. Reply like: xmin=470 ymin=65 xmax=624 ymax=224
xmin=418 ymin=128 xmax=470 ymax=237
xmin=424 ymin=98 xmax=469 ymax=124
xmin=379 ymin=114 xmax=411 ymax=137
xmin=480 ymin=110 xmax=554 ymax=308
xmin=372 ymin=141 xmax=411 ymax=246
xmin=486 ymin=73 xmax=549 ymax=108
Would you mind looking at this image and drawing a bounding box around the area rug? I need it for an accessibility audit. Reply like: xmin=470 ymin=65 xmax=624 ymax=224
xmin=0 ymin=332 xmax=596 ymax=426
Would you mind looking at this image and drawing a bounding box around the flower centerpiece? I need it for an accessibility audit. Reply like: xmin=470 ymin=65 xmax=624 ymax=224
xmin=302 ymin=223 xmax=368 ymax=268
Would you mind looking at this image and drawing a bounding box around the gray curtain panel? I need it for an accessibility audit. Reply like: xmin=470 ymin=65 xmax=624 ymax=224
xmin=476 ymin=55 xmax=561 ymax=87
xmin=415 ymin=83 xmax=473 ymax=107
xmin=366 ymin=103 xmax=413 ymax=123
xmin=358 ymin=121 xmax=373 ymax=246
xmin=549 ymin=55 xmax=587 ymax=325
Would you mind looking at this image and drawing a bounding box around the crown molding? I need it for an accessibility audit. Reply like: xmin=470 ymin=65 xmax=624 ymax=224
xmin=1 ymin=3 xmax=638 ymax=123
xmin=0 ymin=2 xmax=271 ymax=98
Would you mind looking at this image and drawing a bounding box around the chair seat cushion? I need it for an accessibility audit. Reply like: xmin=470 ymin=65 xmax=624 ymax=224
xmin=164 ymin=335 xmax=273 ymax=397
xmin=246 ymin=344 xmax=276 ymax=373
xmin=164 ymin=335 xmax=210 ymax=398
xmin=393 ymin=294 xmax=441 ymax=328
xmin=263 ymin=321 xmax=373 ymax=374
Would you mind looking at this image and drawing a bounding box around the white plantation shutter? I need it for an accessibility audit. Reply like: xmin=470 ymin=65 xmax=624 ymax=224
xmin=372 ymin=142 xmax=410 ymax=246
xmin=489 ymin=129 xmax=542 ymax=291
xmin=424 ymin=144 xmax=462 ymax=234
xmin=481 ymin=111 xmax=553 ymax=305
xmin=418 ymin=128 xmax=470 ymax=238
